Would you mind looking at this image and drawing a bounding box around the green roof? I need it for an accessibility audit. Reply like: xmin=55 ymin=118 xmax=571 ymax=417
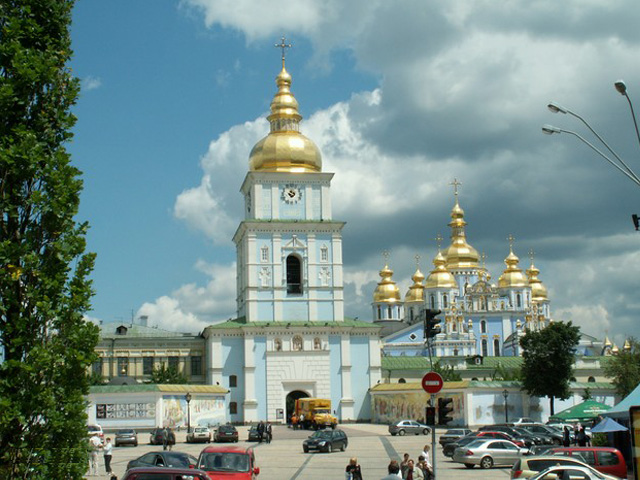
xmin=100 ymin=322 xmax=198 ymax=339
xmin=90 ymin=384 xmax=228 ymax=394
xmin=380 ymin=356 xmax=524 ymax=370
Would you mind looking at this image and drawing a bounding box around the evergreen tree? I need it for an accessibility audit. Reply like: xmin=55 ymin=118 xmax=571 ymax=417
xmin=520 ymin=321 xmax=581 ymax=415
xmin=0 ymin=1 xmax=99 ymax=477
xmin=603 ymin=337 xmax=640 ymax=398
xmin=149 ymin=364 xmax=188 ymax=384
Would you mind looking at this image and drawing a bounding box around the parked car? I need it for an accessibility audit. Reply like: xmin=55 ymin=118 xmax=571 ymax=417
xmin=214 ymin=424 xmax=239 ymax=443
xmin=388 ymin=420 xmax=431 ymax=436
xmin=439 ymin=428 xmax=473 ymax=447
xmin=512 ymin=426 xmax=552 ymax=445
xmin=87 ymin=424 xmax=104 ymax=443
xmin=126 ymin=451 xmax=198 ymax=471
xmin=452 ymin=438 xmax=529 ymax=469
xmin=475 ymin=431 xmax=527 ymax=447
xmin=122 ymin=467 xmax=210 ymax=480
xmin=149 ymin=427 xmax=175 ymax=446
xmin=511 ymin=455 xmax=620 ymax=479
xmin=443 ymin=433 xmax=482 ymax=457
xmin=302 ymin=429 xmax=348 ymax=453
xmin=115 ymin=429 xmax=138 ymax=447
xmin=247 ymin=426 xmax=261 ymax=442
xmin=479 ymin=425 xmax=537 ymax=447
xmin=186 ymin=427 xmax=211 ymax=443
xmin=197 ymin=445 xmax=260 ymax=479
xmin=519 ymin=424 xmax=564 ymax=445
xmin=548 ymin=447 xmax=627 ymax=479
xmin=529 ymin=464 xmax=617 ymax=480
xmin=513 ymin=417 xmax=536 ymax=425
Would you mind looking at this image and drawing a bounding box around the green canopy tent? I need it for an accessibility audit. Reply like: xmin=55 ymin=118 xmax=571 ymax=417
xmin=549 ymin=400 xmax=611 ymax=423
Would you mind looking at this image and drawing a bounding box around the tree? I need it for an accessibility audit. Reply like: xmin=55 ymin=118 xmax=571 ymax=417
xmin=0 ymin=1 xmax=99 ymax=477
xmin=520 ymin=321 xmax=581 ymax=415
xmin=432 ymin=360 xmax=462 ymax=381
xmin=149 ymin=364 xmax=188 ymax=384
xmin=603 ymin=337 xmax=640 ymax=398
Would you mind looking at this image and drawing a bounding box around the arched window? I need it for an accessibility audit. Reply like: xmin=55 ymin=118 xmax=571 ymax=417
xmin=430 ymin=295 xmax=435 ymax=309
xmin=453 ymin=348 xmax=459 ymax=356
xmin=292 ymin=335 xmax=303 ymax=351
xmin=481 ymin=339 xmax=488 ymax=357
xmin=410 ymin=309 xmax=414 ymax=322
xmin=481 ymin=320 xmax=487 ymax=334
xmin=387 ymin=306 xmax=392 ymax=319
xmin=229 ymin=375 xmax=237 ymax=388
xmin=229 ymin=402 xmax=238 ymax=415
xmin=588 ymin=376 xmax=596 ymax=383
xmin=516 ymin=293 xmax=522 ymax=308
xmin=286 ymin=255 xmax=302 ymax=294
xmin=494 ymin=338 xmax=501 ymax=357
xmin=320 ymin=245 xmax=329 ymax=262
xmin=452 ymin=320 xmax=457 ymax=332
xmin=443 ymin=294 xmax=448 ymax=308
xmin=398 ymin=378 xmax=406 ymax=384
xmin=377 ymin=305 xmax=381 ymax=319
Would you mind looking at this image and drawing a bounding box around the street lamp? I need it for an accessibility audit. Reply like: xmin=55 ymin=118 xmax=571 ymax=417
xmin=185 ymin=392 xmax=192 ymax=433
xmin=614 ymin=80 xmax=640 ymax=151
xmin=502 ymin=389 xmax=509 ymax=423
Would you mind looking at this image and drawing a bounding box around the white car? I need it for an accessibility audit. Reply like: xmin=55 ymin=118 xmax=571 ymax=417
xmin=186 ymin=426 xmax=211 ymax=443
xmin=530 ymin=464 xmax=616 ymax=480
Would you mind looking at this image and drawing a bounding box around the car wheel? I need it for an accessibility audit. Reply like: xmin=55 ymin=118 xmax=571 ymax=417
xmin=327 ymin=444 xmax=333 ymax=453
xmin=480 ymin=456 xmax=493 ymax=469
xmin=341 ymin=442 xmax=346 ymax=452
xmin=134 ymin=442 xmax=138 ymax=447
xmin=398 ymin=429 xmax=406 ymax=436
xmin=553 ymin=438 xmax=561 ymax=445
xmin=303 ymin=446 xmax=309 ymax=453
xmin=464 ymin=464 xmax=474 ymax=469
xmin=423 ymin=428 xmax=430 ymax=435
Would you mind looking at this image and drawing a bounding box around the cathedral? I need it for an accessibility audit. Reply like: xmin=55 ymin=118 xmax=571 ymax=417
xmin=201 ymin=55 xmax=381 ymax=424
xmin=374 ymin=184 xmax=553 ymax=358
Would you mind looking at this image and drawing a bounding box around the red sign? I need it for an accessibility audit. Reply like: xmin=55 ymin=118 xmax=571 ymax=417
xmin=421 ymin=371 xmax=443 ymax=394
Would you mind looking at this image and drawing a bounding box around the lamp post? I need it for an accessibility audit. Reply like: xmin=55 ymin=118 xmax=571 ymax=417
xmin=502 ymin=389 xmax=509 ymax=423
xmin=185 ymin=392 xmax=192 ymax=433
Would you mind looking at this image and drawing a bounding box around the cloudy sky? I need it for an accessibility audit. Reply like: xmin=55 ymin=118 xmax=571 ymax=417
xmin=69 ymin=1 xmax=640 ymax=347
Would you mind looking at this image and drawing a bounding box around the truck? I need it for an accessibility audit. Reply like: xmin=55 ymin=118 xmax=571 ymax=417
xmin=294 ymin=398 xmax=338 ymax=430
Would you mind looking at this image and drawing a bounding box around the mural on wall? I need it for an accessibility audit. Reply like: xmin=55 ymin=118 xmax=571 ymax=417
xmin=162 ymin=396 xmax=226 ymax=428
xmin=373 ymin=392 xmax=464 ymax=425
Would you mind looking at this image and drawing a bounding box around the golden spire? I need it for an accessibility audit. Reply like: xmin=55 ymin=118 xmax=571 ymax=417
xmin=405 ymin=255 xmax=426 ymax=303
xmin=526 ymin=248 xmax=548 ymax=302
xmin=498 ymin=235 xmax=528 ymax=288
xmin=443 ymin=179 xmax=480 ymax=270
xmin=248 ymin=36 xmax=322 ymax=173
xmin=373 ymin=251 xmax=401 ymax=303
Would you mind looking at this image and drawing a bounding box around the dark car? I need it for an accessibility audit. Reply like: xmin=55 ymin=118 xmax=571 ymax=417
xmin=439 ymin=428 xmax=473 ymax=447
xmin=247 ymin=426 xmax=261 ymax=442
xmin=197 ymin=445 xmax=260 ymax=480
xmin=214 ymin=424 xmax=239 ymax=443
xmin=518 ymin=424 xmax=563 ymax=445
xmin=475 ymin=431 xmax=526 ymax=448
xmin=443 ymin=433 xmax=482 ymax=457
xmin=126 ymin=451 xmax=198 ymax=471
xmin=122 ymin=466 xmax=210 ymax=480
xmin=149 ymin=427 xmax=173 ymax=446
xmin=303 ymin=429 xmax=348 ymax=453
xmin=479 ymin=425 xmax=536 ymax=447
xmin=115 ymin=429 xmax=138 ymax=447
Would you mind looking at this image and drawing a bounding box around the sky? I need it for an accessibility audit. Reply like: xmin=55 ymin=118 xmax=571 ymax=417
xmin=68 ymin=0 xmax=640 ymax=347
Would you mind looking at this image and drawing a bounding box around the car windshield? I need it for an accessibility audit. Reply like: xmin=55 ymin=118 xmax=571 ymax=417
xmin=311 ymin=430 xmax=333 ymax=439
xmin=315 ymin=409 xmax=330 ymax=414
xmin=164 ymin=453 xmax=195 ymax=467
xmin=200 ymin=452 xmax=250 ymax=472
xmin=219 ymin=426 xmax=235 ymax=432
xmin=195 ymin=428 xmax=208 ymax=432
xmin=117 ymin=429 xmax=134 ymax=434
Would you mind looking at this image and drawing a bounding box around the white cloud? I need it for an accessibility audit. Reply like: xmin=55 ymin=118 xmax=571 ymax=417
xmin=82 ymin=75 xmax=102 ymax=91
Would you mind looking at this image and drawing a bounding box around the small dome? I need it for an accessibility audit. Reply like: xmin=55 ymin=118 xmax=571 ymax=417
xmin=425 ymin=251 xmax=457 ymax=289
xmin=498 ymin=246 xmax=528 ymax=288
xmin=443 ymin=198 xmax=480 ymax=269
xmin=405 ymin=267 xmax=425 ymax=303
xmin=373 ymin=264 xmax=401 ymax=303
xmin=526 ymin=262 xmax=548 ymax=302
xmin=249 ymin=67 xmax=322 ymax=173
xmin=603 ymin=335 xmax=612 ymax=347
xmin=623 ymin=339 xmax=632 ymax=351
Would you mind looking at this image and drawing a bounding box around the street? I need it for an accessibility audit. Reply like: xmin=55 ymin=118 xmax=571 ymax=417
xmin=94 ymin=424 xmax=514 ymax=479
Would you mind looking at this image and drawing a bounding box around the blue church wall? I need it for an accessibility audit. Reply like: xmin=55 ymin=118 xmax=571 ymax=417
xmin=311 ymin=185 xmax=322 ymax=219
xmin=282 ymin=301 xmax=309 ymax=321
xmin=329 ymin=335 xmax=343 ymax=418
xmin=222 ymin=337 xmax=245 ymax=423
xmin=253 ymin=336 xmax=267 ymax=420
xmin=351 ymin=336 xmax=372 ymax=420
xmin=257 ymin=300 xmax=274 ymax=321
xmin=261 ymin=188 xmax=271 ymax=219
xmin=316 ymin=301 xmax=334 ymax=321
xmin=280 ymin=200 xmax=305 ymax=220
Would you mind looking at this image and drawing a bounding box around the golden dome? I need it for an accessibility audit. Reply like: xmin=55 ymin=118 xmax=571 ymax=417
xmin=425 ymin=251 xmax=457 ymax=289
xmin=498 ymin=246 xmax=528 ymax=288
xmin=623 ymin=339 xmax=631 ymax=351
xmin=612 ymin=344 xmax=619 ymax=354
xmin=443 ymin=196 xmax=480 ymax=270
xmin=526 ymin=261 xmax=548 ymax=302
xmin=405 ymin=267 xmax=425 ymax=303
xmin=249 ymin=66 xmax=322 ymax=173
xmin=603 ymin=335 xmax=612 ymax=347
xmin=373 ymin=264 xmax=401 ymax=303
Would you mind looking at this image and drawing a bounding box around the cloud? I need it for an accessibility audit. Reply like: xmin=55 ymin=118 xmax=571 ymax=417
xmin=81 ymin=75 xmax=102 ymax=91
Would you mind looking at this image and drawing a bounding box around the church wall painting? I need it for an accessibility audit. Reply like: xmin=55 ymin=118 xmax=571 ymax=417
xmin=162 ymin=396 xmax=226 ymax=428
xmin=373 ymin=392 xmax=465 ymax=426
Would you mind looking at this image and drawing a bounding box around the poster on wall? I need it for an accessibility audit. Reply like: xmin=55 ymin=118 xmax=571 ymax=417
xmin=162 ymin=396 xmax=226 ymax=428
xmin=373 ymin=392 xmax=464 ymax=425
xmin=96 ymin=402 xmax=155 ymax=420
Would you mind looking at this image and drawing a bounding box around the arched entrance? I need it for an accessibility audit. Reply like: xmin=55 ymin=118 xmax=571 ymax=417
xmin=286 ymin=390 xmax=309 ymax=422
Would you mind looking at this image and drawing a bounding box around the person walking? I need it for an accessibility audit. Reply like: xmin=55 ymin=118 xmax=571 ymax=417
xmin=381 ymin=460 xmax=402 ymax=480
xmin=265 ymin=422 xmax=272 ymax=444
xmin=88 ymin=433 xmax=101 ymax=476
xmin=103 ymin=437 xmax=113 ymax=475
xmin=345 ymin=457 xmax=363 ymax=480
xmin=162 ymin=427 xmax=169 ymax=451
xmin=563 ymin=426 xmax=571 ymax=447
xmin=577 ymin=426 xmax=587 ymax=447
xmin=420 ymin=445 xmax=432 ymax=478
xmin=403 ymin=459 xmax=423 ymax=480
xmin=400 ymin=453 xmax=410 ymax=479
xmin=257 ymin=421 xmax=265 ymax=443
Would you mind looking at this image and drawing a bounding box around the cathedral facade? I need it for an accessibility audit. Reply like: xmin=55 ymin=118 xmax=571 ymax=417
xmin=201 ymin=60 xmax=381 ymax=424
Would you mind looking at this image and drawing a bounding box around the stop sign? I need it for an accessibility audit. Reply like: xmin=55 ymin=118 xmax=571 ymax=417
xmin=421 ymin=371 xmax=443 ymax=394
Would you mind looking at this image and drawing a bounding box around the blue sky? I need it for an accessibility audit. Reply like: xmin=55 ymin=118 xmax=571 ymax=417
xmin=69 ymin=1 xmax=640 ymax=346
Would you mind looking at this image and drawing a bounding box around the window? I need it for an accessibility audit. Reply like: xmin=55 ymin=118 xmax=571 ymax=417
xmin=229 ymin=402 xmax=238 ymax=415
xmin=453 ymin=348 xmax=459 ymax=356
xmin=387 ymin=306 xmax=392 ymax=319
xmin=410 ymin=309 xmax=414 ymax=322
xmin=377 ymin=305 xmax=381 ymax=319
xmin=261 ymin=246 xmax=269 ymax=263
xmin=597 ymin=451 xmax=620 ymax=466
xmin=588 ymin=376 xmax=596 ymax=383
xmin=143 ymin=357 xmax=154 ymax=375
xmin=286 ymin=255 xmax=302 ymax=294
xmin=430 ymin=295 xmax=435 ymax=309
xmin=481 ymin=320 xmax=487 ymax=334
xmin=168 ymin=356 xmax=179 ymax=370
xmin=443 ymin=294 xmax=448 ymax=308
xmin=516 ymin=293 xmax=522 ymax=308
xmin=117 ymin=357 xmax=129 ymax=376
xmin=229 ymin=375 xmax=237 ymax=388
xmin=92 ymin=358 xmax=103 ymax=375
xmin=494 ymin=338 xmax=501 ymax=357
xmin=191 ymin=356 xmax=202 ymax=376
xmin=320 ymin=245 xmax=328 ymax=262
xmin=481 ymin=339 xmax=488 ymax=357
xmin=398 ymin=378 xmax=406 ymax=383
xmin=313 ymin=337 xmax=321 ymax=350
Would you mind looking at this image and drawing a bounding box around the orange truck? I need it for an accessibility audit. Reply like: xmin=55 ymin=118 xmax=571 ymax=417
xmin=294 ymin=398 xmax=338 ymax=430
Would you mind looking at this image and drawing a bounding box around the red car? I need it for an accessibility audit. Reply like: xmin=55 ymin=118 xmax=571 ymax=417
xmin=122 ymin=466 xmax=210 ymax=480
xmin=548 ymin=446 xmax=627 ymax=479
xmin=197 ymin=446 xmax=260 ymax=479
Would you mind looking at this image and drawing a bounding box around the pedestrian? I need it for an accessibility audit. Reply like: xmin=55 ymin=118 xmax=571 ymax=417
xmin=299 ymin=413 xmax=305 ymax=429
xmin=381 ymin=460 xmax=401 ymax=480
xmin=266 ymin=422 xmax=272 ymax=444
xmin=168 ymin=428 xmax=175 ymax=451
xmin=573 ymin=424 xmax=579 ymax=445
xmin=577 ymin=427 xmax=587 ymax=447
xmin=162 ymin=427 xmax=169 ymax=451
xmin=420 ymin=445 xmax=432 ymax=477
xmin=88 ymin=433 xmax=101 ymax=476
xmin=400 ymin=453 xmax=410 ymax=479
xmin=103 ymin=437 xmax=113 ymax=475
xmin=417 ymin=456 xmax=431 ymax=480
xmin=403 ymin=459 xmax=423 ymax=480
xmin=257 ymin=420 xmax=265 ymax=443
xmin=345 ymin=456 xmax=364 ymax=480
xmin=291 ymin=414 xmax=298 ymax=429
xmin=563 ymin=426 xmax=571 ymax=447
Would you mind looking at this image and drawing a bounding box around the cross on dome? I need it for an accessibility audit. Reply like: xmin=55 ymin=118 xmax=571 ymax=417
xmin=450 ymin=178 xmax=462 ymax=198
xmin=274 ymin=35 xmax=292 ymax=68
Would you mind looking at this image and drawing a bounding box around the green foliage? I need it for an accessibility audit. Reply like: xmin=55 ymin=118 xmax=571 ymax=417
xmin=432 ymin=360 xmax=462 ymax=382
xmin=591 ymin=433 xmax=608 ymax=447
xmin=520 ymin=321 xmax=581 ymax=415
xmin=0 ymin=1 xmax=99 ymax=477
xmin=581 ymin=387 xmax=593 ymax=401
xmin=88 ymin=371 xmax=104 ymax=386
xmin=149 ymin=364 xmax=188 ymax=384
xmin=491 ymin=362 xmax=522 ymax=381
xmin=603 ymin=338 xmax=640 ymax=398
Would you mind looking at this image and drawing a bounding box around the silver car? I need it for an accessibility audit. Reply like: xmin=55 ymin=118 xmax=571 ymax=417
xmin=186 ymin=426 xmax=211 ymax=443
xmin=452 ymin=438 xmax=529 ymax=469
xmin=388 ymin=420 xmax=431 ymax=436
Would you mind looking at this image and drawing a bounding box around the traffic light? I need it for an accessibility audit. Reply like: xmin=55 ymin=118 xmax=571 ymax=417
xmin=438 ymin=397 xmax=454 ymax=426
xmin=425 ymin=406 xmax=436 ymax=426
xmin=424 ymin=309 xmax=442 ymax=339
xmin=633 ymin=214 xmax=639 ymax=231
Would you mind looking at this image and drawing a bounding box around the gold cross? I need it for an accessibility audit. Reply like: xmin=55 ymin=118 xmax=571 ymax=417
xmin=507 ymin=234 xmax=515 ymax=251
xmin=382 ymin=250 xmax=390 ymax=262
xmin=528 ymin=248 xmax=535 ymax=263
xmin=275 ymin=35 xmax=292 ymax=68
xmin=414 ymin=254 xmax=421 ymax=267
xmin=450 ymin=178 xmax=462 ymax=197
xmin=435 ymin=233 xmax=443 ymax=250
